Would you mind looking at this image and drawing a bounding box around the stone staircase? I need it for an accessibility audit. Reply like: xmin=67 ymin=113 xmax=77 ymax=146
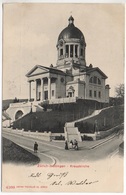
xmin=64 ymin=126 xmax=82 ymax=142
xmin=65 ymin=109 xmax=102 ymax=129
xmin=64 ymin=106 xmax=113 ymax=142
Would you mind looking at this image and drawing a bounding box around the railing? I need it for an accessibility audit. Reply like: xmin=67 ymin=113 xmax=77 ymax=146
xmin=9 ymin=101 xmax=30 ymax=108
xmin=3 ymin=128 xmax=52 ymax=141
xmin=49 ymin=97 xmax=78 ymax=104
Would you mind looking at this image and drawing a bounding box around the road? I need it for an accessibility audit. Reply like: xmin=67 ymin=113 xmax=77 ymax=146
xmin=2 ymin=129 xmax=123 ymax=165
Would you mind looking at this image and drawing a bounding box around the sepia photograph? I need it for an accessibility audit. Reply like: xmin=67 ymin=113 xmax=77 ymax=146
xmin=2 ymin=3 xmax=124 ymax=192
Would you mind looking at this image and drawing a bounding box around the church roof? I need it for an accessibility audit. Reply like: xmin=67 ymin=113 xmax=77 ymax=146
xmin=26 ymin=65 xmax=71 ymax=77
xmin=86 ymin=67 xmax=108 ymax=79
xmin=58 ymin=16 xmax=85 ymax=43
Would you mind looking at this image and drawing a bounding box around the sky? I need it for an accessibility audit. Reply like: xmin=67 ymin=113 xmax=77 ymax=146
xmin=2 ymin=3 xmax=124 ymax=100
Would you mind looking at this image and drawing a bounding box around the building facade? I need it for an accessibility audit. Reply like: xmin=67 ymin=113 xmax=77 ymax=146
xmin=26 ymin=16 xmax=110 ymax=103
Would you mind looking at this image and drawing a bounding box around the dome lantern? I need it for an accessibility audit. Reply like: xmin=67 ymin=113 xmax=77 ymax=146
xmin=68 ymin=15 xmax=74 ymax=25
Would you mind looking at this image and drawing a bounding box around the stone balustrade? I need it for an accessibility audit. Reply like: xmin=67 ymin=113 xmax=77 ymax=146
xmin=3 ymin=128 xmax=51 ymax=142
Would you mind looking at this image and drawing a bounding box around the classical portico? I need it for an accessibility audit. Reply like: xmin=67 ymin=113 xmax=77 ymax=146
xmin=28 ymin=76 xmax=56 ymax=101
xmin=26 ymin=65 xmax=72 ymax=101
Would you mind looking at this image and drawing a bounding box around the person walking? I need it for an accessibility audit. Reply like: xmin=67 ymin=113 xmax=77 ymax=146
xmin=65 ymin=140 xmax=69 ymax=150
xmin=70 ymin=140 xmax=73 ymax=149
xmin=34 ymin=142 xmax=38 ymax=153
xmin=73 ymin=139 xmax=78 ymax=150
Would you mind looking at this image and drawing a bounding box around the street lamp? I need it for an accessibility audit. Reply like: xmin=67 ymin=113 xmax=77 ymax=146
xmin=30 ymin=102 xmax=33 ymax=113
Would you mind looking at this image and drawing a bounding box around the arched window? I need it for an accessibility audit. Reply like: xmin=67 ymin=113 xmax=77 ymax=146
xmin=75 ymin=45 xmax=78 ymax=57
xmin=81 ymin=48 xmax=83 ymax=56
xmin=93 ymin=76 xmax=97 ymax=84
xmin=60 ymin=49 xmax=63 ymax=56
xmin=65 ymin=45 xmax=69 ymax=57
xmin=70 ymin=45 xmax=73 ymax=57
xmin=89 ymin=77 xmax=93 ymax=83
xmin=89 ymin=76 xmax=101 ymax=85
xmin=98 ymin=78 xmax=101 ymax=85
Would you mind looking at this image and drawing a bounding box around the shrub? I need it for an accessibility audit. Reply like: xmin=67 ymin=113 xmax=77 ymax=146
xmin=82 ymin=135 xmax=93 ymax=141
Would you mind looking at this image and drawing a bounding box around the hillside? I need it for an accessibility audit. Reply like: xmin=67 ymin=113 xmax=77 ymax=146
xmin=2 ymin=137 xmax=40 ymax=164
xmin=12 ymin=99 xmax=106 ymax=132
xmin=11 ymin=100 xmax=124 ymax=134
xmin=75 ymin=105 xmax=124 ymax=133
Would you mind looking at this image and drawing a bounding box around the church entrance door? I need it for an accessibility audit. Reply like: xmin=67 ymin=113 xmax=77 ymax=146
xmin=44 ymin=91 xmax=48 ymax=100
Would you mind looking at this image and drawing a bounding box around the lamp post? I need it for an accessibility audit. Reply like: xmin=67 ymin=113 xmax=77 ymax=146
xmin=30 ymin=102 xmax=33 ymax=113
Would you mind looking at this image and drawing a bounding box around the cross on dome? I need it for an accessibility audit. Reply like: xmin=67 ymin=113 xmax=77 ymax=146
xmin=68 ymin=15 xmax=74 ymax=25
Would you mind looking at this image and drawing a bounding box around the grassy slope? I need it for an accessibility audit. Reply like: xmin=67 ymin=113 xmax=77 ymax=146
xmin=76 ymin=105 xmax=124 ymax=133
xmin=13 ymin=104 xmax=124 ymax=134
xmin=2 ymin=137 xmax=40 ymax=165
xmin=13 ymin=100 xmax=107 ymax=132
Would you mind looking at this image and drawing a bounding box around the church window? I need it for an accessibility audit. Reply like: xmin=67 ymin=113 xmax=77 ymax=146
xmin=75 ymin=45 xmax=78 ymax=57
xmin=65 ymin=45 xmax=69 ymax=57
xmin=44 ymin=91 xmax=48 ymax=100
xmin=60 ymin=49 xmax=63 ymax=56
xmin=61 ymin=77 xmax=64 ymax=83
xmin=98 ymin=91 xmax=101 ymax=98
xmin=89 ymin=90 xmax=92 ymax=97
xmin=94 ymin=76 xmax=97 ymax=84
xmin=52 ymin=90 xmax=54 ymax=97
xmin=89 ymin=76 xmax=101 ymax=85
xmin=98 ymin=78 xmax=101 ymax=85
xmin=89 ymin=77 xmax=93 ymax=83
xmin=94 ymin=91 xmax=97 ymax=97
xmin=81 ymin=48 xmax=83 ymax=56
xmin=70 ymin=45 xmax=73 ymax=57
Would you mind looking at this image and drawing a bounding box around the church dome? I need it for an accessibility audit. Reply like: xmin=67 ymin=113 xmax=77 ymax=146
xmin=58 ymin=16 xmax=85 ymax=42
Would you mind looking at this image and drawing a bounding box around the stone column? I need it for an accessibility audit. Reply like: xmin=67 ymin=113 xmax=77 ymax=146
xmin=78 ymin=45 xmax=80 ymax=57
xmin=58 ymin=47 xmax=59 ymax=59
xmin=35 ymin=80 xmax=37 ymax=101
xmin=29 ymin=81 xmax=31 ymax=101
xmin=41 ymin=78 xmax=44 ymax=101
xmin=48 ymin=77 xmax=51 ymax=99
xmin=73 ymin=45 xmax=75 ymax=58
xmin=69 ymin=44 xmax=70 ymax=58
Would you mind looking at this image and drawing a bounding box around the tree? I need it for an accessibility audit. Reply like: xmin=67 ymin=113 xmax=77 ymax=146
xmin=115 ymin=84 xmax=124 ymax=105
xmin=115 ymin=84 xmax=124 ymax=98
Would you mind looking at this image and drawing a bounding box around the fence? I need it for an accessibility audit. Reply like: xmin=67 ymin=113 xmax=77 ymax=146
xmin=3 ymin=128 xmax=51 ymax=141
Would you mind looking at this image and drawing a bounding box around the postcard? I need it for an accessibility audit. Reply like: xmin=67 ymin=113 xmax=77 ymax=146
xmin=2 ymin=3 xmax=124 ymax=192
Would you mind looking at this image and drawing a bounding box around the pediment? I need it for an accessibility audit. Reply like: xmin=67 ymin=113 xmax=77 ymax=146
xmin=86 ymin=67 xmax=107 ymax=79
xmin=30 ymin=67 xmax=49 ymax=76
xmin=26 ymin=65 xmax=49 ymax=77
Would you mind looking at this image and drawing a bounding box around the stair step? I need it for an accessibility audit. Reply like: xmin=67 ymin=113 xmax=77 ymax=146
xmin=66 ymin=127 xmax=78 ymax=134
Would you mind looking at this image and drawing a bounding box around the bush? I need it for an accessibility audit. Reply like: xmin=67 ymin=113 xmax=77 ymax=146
xmin=82 ymin=135 xmax=93 ymax=141
xmin=53 ymin=135 xmax=65 ymax=140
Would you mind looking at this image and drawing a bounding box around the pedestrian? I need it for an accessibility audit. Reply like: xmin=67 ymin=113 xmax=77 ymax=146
xmin=34 ymin=142 xmax=38 ymax=153
xmin=65 ymin=140 xmax=69 ymax=150
xmin=70 ymin=140 xmax=73 ymax=148
xmin=73 ymin=139 xmax=78 ymax=150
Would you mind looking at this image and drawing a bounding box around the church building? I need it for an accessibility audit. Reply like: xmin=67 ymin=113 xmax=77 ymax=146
xmin=26 ymin=16 xmax=110 ymax=103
